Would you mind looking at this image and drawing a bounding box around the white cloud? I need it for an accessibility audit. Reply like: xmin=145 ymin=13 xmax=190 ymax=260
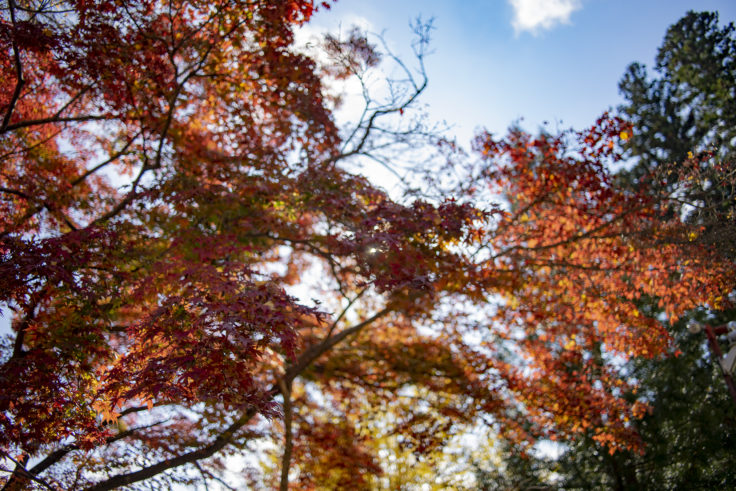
xmin=508 ymin=0 xmax=582 ymax=35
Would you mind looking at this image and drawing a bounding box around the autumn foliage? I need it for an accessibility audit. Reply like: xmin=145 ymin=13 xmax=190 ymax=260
xmin=0 ymin=1 xmax=733 ymax=489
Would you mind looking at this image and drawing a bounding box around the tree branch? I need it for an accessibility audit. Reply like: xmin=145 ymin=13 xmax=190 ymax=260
xmin=80 ymin=307 xmax=391 ymax=491
xmin=278 ymin=378 xmax=293 ymax=491
xmin=0 ymin=454 xmax=55 ymax=491
xmin=81 ymin=407 xmax=260 ymax=491
xmin=1 ymin=115 xmax=111 ymax=134
xmin=1 ymin=0 xmax=25 ymax=133
xmin=285 ymin=307 xmax=392 ymax=382
xmin=71 ymin=131 xmax=142 ymax=187
xmin=29 ymin=420 xmax=168 ymax=477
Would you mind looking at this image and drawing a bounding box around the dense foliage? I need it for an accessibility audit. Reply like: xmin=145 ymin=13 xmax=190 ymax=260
xmin=496 ymin=11 xmax=736 ymax=490
xmin=0 ymin=2 xmax=733 ymax=489
xmin=619 ymin=11 xmax=736 ymax=184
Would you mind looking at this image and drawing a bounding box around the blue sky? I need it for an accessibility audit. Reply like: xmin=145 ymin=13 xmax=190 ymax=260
xmin=310 ymin=0 xmax=736 ymax=145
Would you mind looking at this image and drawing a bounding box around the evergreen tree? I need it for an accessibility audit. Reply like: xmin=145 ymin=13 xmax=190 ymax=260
xmin=618 ymin=11 xmax=736 ymax=186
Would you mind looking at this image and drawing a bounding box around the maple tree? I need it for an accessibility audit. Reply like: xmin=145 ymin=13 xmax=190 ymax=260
xmin=502 ymin=12 xmax=736 ymax=489
xmin=0 ymin=1 xmax=734 ymax=489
